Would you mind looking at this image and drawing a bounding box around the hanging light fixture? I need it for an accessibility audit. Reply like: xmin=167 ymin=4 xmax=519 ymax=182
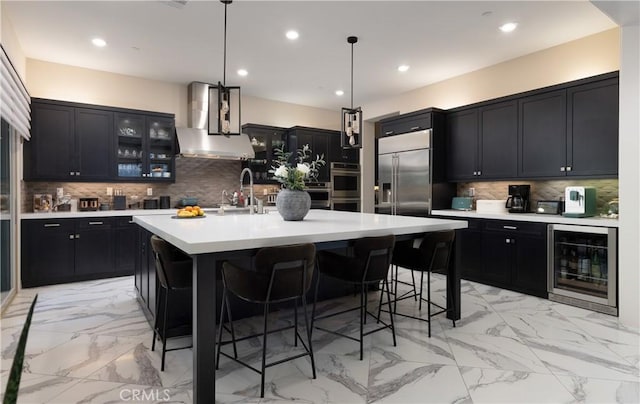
xmin=210 ymin=0 xmax=241 ymax=135
xmin=341 ymin=36 xmax=362 ymax=149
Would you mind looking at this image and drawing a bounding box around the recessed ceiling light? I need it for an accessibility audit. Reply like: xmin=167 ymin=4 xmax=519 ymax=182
xmin=286 ymin=30 xmax=299 ymax=40
xmin=398 ymin=65 xmax=410 ymax=73
xmin=499 ymin=22 xmax=518 ymax=33
xmin=237 ymin=69 xmax=248 ymax=77
xmin=91 ymin=38 xmax=107 ymax=47
xmin=335 ymin=90 xmax=344 ymax=96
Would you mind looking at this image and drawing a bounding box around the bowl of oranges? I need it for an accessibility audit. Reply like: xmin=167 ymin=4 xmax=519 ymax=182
xmin=173 ymin=205 xmax=206 ymax=219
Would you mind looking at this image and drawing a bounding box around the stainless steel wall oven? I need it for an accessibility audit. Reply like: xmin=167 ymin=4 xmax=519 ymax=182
xmin=304 ymin=182 xmax=331 ymax=209
xmin=330 ymin=162 xmax=360 ymax=199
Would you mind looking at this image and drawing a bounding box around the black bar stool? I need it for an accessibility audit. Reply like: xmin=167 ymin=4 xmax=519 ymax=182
xmin=149 ymin=235 xmax=193 ymax=371
xmin=216 ymin=243 xmax=317 ymax=398
xmin=312 ymin=234 xmax=396 ymax=360
xmin=379 ymin=230 xmax=456 ymax=337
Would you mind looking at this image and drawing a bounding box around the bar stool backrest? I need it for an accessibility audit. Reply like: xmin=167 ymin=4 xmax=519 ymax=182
xmin=150 ymin=235 xmax=192 ymax=290
xmin=353 ymin=234 xmax=395 ymax=282
xmin=418 ymin=230 xmax=456 ymax=274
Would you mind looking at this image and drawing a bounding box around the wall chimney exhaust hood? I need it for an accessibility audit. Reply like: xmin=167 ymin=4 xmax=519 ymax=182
xmin=175 ymin=82 xmax=255 ymax=160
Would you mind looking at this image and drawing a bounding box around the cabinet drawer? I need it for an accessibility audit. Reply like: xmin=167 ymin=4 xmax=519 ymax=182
xmin=77 ymin=217 xmax=114 ymax=229
xmin=483 ymin=220 xmax=546 ymax=237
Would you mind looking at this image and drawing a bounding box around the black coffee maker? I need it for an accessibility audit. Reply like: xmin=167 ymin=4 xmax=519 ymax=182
xmin=505 ymin=184 xmax=531 ymax=213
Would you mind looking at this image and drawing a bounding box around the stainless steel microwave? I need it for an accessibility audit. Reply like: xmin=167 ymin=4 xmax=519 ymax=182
xmin=330 ymin=162 xmax=360 ymax=199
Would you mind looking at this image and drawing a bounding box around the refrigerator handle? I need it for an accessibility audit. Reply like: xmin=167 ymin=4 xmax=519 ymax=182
xmin=393 ymin=154 xmax=399 ymax=215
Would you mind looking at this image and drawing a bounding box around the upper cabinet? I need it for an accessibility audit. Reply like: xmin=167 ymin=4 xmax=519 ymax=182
xmin=115 ymin=113 xmax=175 ymax=182
xmin=25 ymin=102 xmax=113 ymax=181
xmin=241 ymin=124 xmax=288 ymax=184
xmin=379 ymin=110 xmax=433 ymax=137
xmin=518 ymin=90 xmax=567 ymax=178
xmin=25 ymin=99 xmax=175 ymax=183
xmin=566 ymin=77 xmax=618 ymax=177
xmin=446 ymin=72 xmax=619 ymax=182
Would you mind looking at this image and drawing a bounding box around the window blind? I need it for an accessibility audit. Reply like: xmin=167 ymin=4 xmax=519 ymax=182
xmin=0 ymin=45 xmax=30 ymax=140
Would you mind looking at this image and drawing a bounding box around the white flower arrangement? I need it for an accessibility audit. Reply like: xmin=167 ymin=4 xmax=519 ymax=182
xmin=270 ymin=144 xmax=325 ymax=191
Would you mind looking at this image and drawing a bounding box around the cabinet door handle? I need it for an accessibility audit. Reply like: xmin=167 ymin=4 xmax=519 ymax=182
xmin=477 ymin=170 xmax=481 ymax=176
xmin=69 ymin=234 xmax=75 ymax=239
xmin=76 ymin=172 xmax=80 ymax=176
xmin=503 ymin=225 xmax=517 ymax=230
xmin=560 ymin=166 xmax=565 ymax=172
xmin=473 ymin=171 xmax=477 ymax=176
xmin=44 ymin=223 xmax=61 ymax=227
xmin=88 ymin=221 xmax=103 ymax=225
xmin=385 ymin=131 xmax=394 ymax=135
xmin=505 ymin=238 xmax=511 ymax=244
xmin=410 ymin=126 xmax=421 ymax=130
xmin=511 ymin=238 xmax=516 ymax=244
xmin=75 ymin=234 xmax=80 ymax=239
xmin=70 ymin=171 xmax=75 ymax=176
xmin=566 ymin=166 xmax=572 ymax=172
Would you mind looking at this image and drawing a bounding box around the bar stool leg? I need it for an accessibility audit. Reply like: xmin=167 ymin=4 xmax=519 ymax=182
xmin=300 ymin=290 xmax=316 ymax=379
xmin=293 ymin=303 xmax=298 ymax=347
xmin=384 ymin=278 xmax=397 ymax=347
xmin=427 ymin=269 xmax=432 ymax=338
xmin=260 ymin=302 xmax=270 ymax=398
xmin=359 ymin=283 xmax=365 ymax=361
xmin=161 ymin=288 xmax=169 ymax=372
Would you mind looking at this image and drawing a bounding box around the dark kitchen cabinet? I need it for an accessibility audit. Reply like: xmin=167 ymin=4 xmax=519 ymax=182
xmin=21 ymin=217 xmax=132 ymax=288
xmin=518 ymin=89 xmax=567 ymax=178
xmin=115 ymin=217 xmax=137 ymax=274
xmin=115 ymin=113 xmax=175 ymax=182
xmin=75 ymin=108 xmax=114 ymax=180
xmin=446 ymin=108 xmax=478 ymax=181
xmin=24 ymin=102 xmax=74 ymax=180
xmin=135 ymin=226 xmax=157 ymax=318
xmin=454 ymin=218 xmax=547 ymax=298
xmin=25 ymin=102 xmax=113 ymax=181
xmin=22 ymin=219 xmax=76 ymax=287
xmin=75 ymin=218 xmax=115 ymax=276
xmin=241 ymin=124 xmax=288 ymax=184
xmin=287 ymin=126 xmax=333 ymax=182
xmin=479 ymin=101 xmax=518 ymax=179
xmin=379 ymin=110 xmax=433 ymax=137
xmin=329 ymin=131 xmax=359 ymax=164
xmin=447 ymin=101 xmax=518 ymax=181
xmin=566 ymin=78 xmax=618 ymax=177
xmin=456 ymin=219 xmax=484 ymax=282
xmin=26 ymin=98 xmax=175 ymax=183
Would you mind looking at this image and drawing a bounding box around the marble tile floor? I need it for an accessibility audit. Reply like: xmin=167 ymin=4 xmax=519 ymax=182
xmin=1 ymin=274 xmax=639 ymax=404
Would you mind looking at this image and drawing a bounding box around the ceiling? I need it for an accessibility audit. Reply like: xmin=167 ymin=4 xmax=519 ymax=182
xmin=4 ymin=1 xmax=617 ymax=111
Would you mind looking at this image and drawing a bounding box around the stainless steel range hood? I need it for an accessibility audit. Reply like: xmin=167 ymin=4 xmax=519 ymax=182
xmin=175 ymin=82 xmax=255 ymax=160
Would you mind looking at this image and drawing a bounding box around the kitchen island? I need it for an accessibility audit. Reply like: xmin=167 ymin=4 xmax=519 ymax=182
xmin=133 ymin=209 xmax=467 ymax=403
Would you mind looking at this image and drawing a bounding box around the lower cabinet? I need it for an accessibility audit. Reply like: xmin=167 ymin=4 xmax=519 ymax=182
xmin=22 ymin=217 xmax=134 ymax=288
xmin=135 ymin=227 xmax=156 ymax=319
xmin=455 ymin=218 xmax=547 ymax=298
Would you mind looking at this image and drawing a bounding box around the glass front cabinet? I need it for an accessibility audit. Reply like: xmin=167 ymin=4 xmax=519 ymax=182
xmin=116 ymin=113 xmax=175 ymax=182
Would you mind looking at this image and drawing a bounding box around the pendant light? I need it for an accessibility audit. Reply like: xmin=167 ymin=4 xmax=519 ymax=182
xmin=210 ymin=0 xmax=241 ymax=135
xmin=341 ymin=36 xmax=362 ymax=149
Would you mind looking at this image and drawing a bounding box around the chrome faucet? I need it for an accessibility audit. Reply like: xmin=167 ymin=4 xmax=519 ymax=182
xmin=240 ymin=167 xmax=255 ymax=214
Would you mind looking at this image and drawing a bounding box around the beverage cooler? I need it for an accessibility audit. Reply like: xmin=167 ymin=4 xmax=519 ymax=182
xmin=548 ymin=224 xmax=617 ymax=315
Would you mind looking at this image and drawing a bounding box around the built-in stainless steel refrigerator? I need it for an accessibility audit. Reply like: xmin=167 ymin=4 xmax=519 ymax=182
xmin=377 ymin=129 xmax=454 ymax=217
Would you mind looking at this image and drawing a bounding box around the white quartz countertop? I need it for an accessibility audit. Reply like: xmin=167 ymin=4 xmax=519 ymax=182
xmin=432 ymin=209 xmax=619 ymax=228
xmin=20 ymin=207 xmax=251 ymax=220
xmin=133 ymin=209 xmax=468 ymax=255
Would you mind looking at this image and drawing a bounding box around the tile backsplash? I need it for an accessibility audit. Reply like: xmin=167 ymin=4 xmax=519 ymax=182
xmin=457 ymin=179 xmax=618 ymax=212
xmin=22 ymin=159 xmax=279 ymax=213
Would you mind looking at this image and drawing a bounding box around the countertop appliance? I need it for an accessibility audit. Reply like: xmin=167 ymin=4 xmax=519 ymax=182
xmin=79 ymin=197 xmax=99 ymax=211
xmin=536 ymin=200 xmax=563 ymax=215
xmin=159 ymin=196 xmax=171 ymax=209
xmin=451 ymin=197 xmax=474 ymax=211
xmin=113 ymin=195 xmax=126 ymax=210
xmin=143 ymin=198 xmax=159 ymax=209
xmin=548 ymin=224 xmax=617 ymax=315
xmin=377 ymin=129 xmax=454 ymax=217
xmin=505 ymin=184 xmax=530 ymax=213
xmin=563 ymin=186 xmax=596 ymax=218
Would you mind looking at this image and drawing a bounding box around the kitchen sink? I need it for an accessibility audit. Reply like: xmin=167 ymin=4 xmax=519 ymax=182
xmin=202 ymin=206 xmax=251 ymax=215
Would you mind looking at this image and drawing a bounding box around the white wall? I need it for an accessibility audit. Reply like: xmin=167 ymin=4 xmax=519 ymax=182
xmin=617 ymin=24 xmax=640 ymax=328
xmin=0 ymin=1 xmax=26 ymax=79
